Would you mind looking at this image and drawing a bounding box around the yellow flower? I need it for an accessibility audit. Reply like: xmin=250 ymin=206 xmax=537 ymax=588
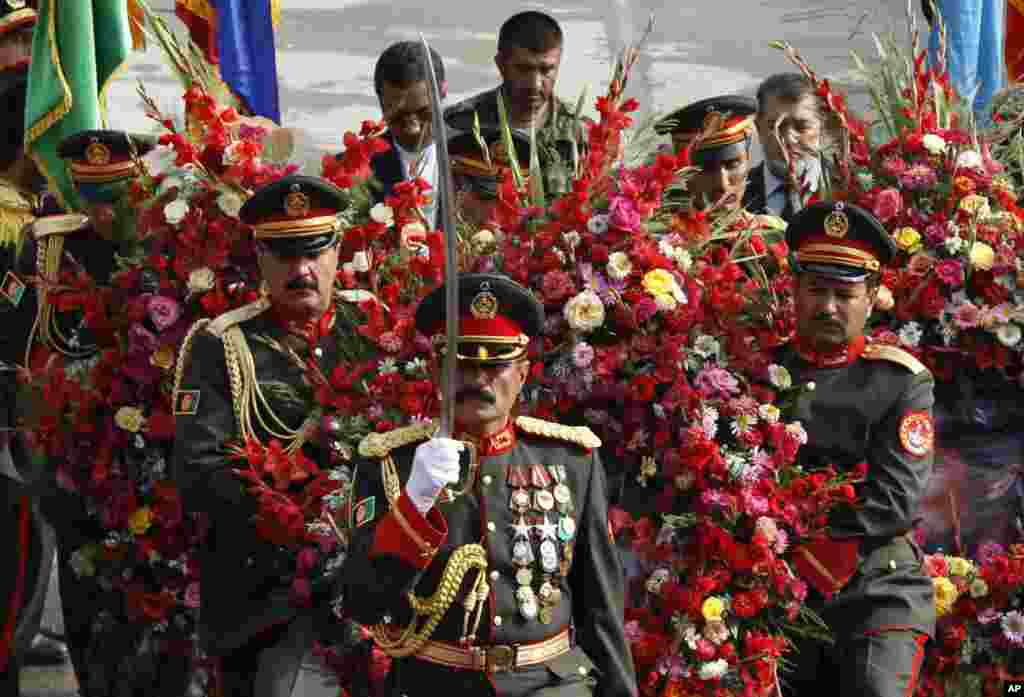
xmin=894 ymin=227 xmax=922 ymax=254
xmin=642 ymin=269 xmax=677 ymax=298
xmin=150 ymin=345 xmax=176 ymax=371
xmin=959 ymin=194 xmax=991 ymax=218
xmin=701 ymin=596 xmax=725 ymax=622
xmin=948 ymin=556 xmax=973 ymax=577
xmin=114 ymin=406 xmax=146 ymax=433
xmin=933 ymin=577 xmax=959 ymax=617
xmin=128 ymin=507 xmax=154 ymax=536
xmin=969 ymin=241 xmax=995 ymax=271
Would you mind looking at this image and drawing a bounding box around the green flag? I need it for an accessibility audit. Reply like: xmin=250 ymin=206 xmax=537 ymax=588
xmin=24 ymin=1 xmax=133 ymax=211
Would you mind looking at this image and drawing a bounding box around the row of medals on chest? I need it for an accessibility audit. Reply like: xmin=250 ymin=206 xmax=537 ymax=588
xmin=506 ymin=464 xmax=576 ymax=625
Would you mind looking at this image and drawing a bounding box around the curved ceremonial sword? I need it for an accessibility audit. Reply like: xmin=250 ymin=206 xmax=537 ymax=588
xmin=420 ymin=34 xmax=459 ymax=440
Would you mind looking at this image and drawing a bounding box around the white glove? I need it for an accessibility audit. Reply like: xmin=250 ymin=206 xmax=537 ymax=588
xmin=406 ymin=438 xmax=464 ymax=514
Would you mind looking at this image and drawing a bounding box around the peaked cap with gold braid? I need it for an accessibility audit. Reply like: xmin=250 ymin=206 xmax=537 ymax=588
xmin=655 ymin=95 xmax=757 ymax=157
xmin=786 ymin=201 xmax=896 ymax=282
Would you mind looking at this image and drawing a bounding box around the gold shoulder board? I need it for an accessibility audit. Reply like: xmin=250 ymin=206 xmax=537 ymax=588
xmin=32 ymin=214 xmax=90 ymax=239
xmin=515 ymin=416 xmax=602 ymax=450
xmin=359 ymin=419 xmax=439 ymax=459
xmin=862 ymin=343 xmax=929 ymax=375
xmin=206 ymin=297 xmax=272 ymax=338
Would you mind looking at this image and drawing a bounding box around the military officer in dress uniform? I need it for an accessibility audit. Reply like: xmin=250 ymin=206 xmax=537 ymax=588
xmin=341 ymin=273 xmax=638 ymax=697
xmin=172 ymin=175 xmax=355 ymax=697
xmin=4 ymin=129 xmax=156 ymax=696
xmin=449 ymin=127 xmax=531 ymax=228
xmin=777 ymin=202 xmax=935 ymax=697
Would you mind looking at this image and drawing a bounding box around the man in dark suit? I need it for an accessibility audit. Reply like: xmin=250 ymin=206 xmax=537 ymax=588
xmin=369 ymin=41 xmax=447 ymax=230
xmin=743 ymin=73 xmax=831 ymax=222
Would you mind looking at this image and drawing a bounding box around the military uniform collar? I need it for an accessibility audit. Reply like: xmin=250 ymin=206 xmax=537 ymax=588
xmin=794 ymin=334 xmax=866 ymax=369
xmin=268 ymin=304 xmax=336 ymax=344
xmin=454 ymin=419 xmax=516 ymax=457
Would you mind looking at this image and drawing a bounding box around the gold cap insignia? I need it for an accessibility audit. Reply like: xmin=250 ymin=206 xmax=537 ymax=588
xmin=824 ymin=208 xmax=849 ymax=238
xmin=470 ymin=281 xmax=498 ymax=319
xmin=284 ymin=188 xmax=310 ymax=218
xmin=85 ymin=140 xmax=111 ymax=166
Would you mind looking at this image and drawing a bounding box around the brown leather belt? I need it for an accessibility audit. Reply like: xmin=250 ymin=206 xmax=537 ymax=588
xmin=416 ymin=629 xmax=572 ymax=673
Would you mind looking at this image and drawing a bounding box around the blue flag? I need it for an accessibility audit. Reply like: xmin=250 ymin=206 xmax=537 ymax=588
xmin=216 ymin=0 xmax=281 ymax=123
xmin=928 ymin=0 xmax=1007 ymax=123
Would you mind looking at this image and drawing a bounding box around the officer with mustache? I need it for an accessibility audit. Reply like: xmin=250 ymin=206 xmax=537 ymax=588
xmin=173 ymin=175 xmax=354 ymax=697
xmin=776 ymin=202 xmax=935 ymax=697
xmin=341 ymin=273 xmax=637 ymax=697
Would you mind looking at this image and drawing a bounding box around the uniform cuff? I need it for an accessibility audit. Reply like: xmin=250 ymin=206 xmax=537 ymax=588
xmin=371 ymin=493 xmax=447 ymax=569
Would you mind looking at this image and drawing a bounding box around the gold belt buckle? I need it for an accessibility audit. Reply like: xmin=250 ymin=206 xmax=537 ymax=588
xmin=485 ymin=645 xmax=516 ymax=673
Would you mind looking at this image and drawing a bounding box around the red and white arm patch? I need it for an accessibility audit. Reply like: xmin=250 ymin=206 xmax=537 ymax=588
xmin=898 ymin=411 xmax=934 ymax=457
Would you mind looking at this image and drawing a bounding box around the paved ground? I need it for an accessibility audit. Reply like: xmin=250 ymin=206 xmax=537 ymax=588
xmin=23 ymin=0 xmax=923 ymax=693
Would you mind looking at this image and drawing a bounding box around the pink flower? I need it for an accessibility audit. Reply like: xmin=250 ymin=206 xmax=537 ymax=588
xmin=608 ymin=195 xmax=642 ymax=233
xmin=741 ymin=489 xmax=769 ymax=515
xmin=183 ymin=582 xmax=201 ymax=609
xmin=873 ymin=188 xmax=903 ymax=223
xmin=694 ymin=367 xmax=740 ymax=400
xmin=977 ymin=541 xmax=1006 ymax=564
xmin=951 ymin=302 xmax=980 ymax=329
xmin=146 ymin=295 xmax=182 ymax=332
xmin=572 ymin=342 xmax=595 ymax=368
xmin=634 ymin=297 xmax=658 ymax=323
xmin=880 ymin=157 xmax=908 ymax=178
xmin=934 ymin=259 xmax=964 ymax=288
xmin=541 ymin=270 xmax=575 ymax=303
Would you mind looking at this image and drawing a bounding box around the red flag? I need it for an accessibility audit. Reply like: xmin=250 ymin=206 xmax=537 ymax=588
xmin=175 ymin=0 xmax=218 ymax=64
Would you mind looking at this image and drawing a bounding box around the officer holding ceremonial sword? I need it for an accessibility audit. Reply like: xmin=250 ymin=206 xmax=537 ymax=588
xmin=338 ymin=37 xmax=637 ymax=697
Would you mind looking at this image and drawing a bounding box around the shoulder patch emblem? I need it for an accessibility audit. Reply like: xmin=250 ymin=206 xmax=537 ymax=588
xmin=515 ymin=415 xmax=602 ymax=450
xmin=359 ymin=420 xmax=439 ymax=458
xmin=899 ymin=411 xmax=934 ymax=457
xmin=353 ymin=496 xmax=376 ymax=527
xmin=173 ymin=389 xmax=201 ymax=416
xmin=862 ymin=343 xmax=929 ymax=375
xmin=1 ymin=271 xmax=26 ymax=307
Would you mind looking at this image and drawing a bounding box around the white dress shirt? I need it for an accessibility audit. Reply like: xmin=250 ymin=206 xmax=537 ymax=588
xmin=395 ymin=140 xmax=439 ymax=229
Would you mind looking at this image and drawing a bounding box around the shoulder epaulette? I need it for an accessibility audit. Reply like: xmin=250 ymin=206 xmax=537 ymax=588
xmin=515 ymin=416 xmax=602 ymax=449
xmin=359 ymin=420 xmax=439 ymax=458
xmin=31 ymin=214 xmax=90 ymax=240
xmin=863 ymin=343 xmax=929 ymax=375
xmin=206 ymin=297 xmax=272 ymax=338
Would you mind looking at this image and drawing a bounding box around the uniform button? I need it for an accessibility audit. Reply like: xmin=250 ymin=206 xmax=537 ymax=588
xmin=578 ymin=666 xmax=588 ymax=676
xmin=493 ymin=616 xmax=503 ymax=627
xmin=313 ymin=347 xmax=324 ymax=358
xmin=487 ymin=522 xmax=496 ymax=532
xmin=490 ymin=570 xmax=500 ymax=581
xmin=482 ymin=475 xmax=493 ymax=486
xmin=246 ymin=557 xmax=255 ymax=567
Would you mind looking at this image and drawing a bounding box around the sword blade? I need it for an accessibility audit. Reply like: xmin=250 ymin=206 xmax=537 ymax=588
xmin=420 ymin=33 xmax=458 ymax=438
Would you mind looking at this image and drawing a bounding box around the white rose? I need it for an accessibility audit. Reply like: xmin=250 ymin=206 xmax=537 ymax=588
xmin=163 ymin=199 xmax=190 ymax=225
xmin=674 ymin=248 xmax=693 ymax=272
xmin=370 ymin=203 xmax=395 ymax=225
xmin=563 ymin=230 xmax=581 ymax=247
xmin=996 ymin=323 xmax=1022 ymax=348
xmin=956 ymin=150 xmax=983 ymax=170
xmin=351 ymin=251 xmax=371 ymax=273
xmin=698 ymin=659 xmax=729 ymax=681
xmin=767 ymin=364 xmax=792 ymax=390
xmin=472 ymin=228 xmax=496 ymax=251
xmin=216 ymin=191 xmax=243 ymax=218
xmin=898 ymin=321 xmax=924 ymax=348
xmin=922 ymin=133 xmax=947 ymax=155
xmin=606 ymin=251 xmax=633 ymax=281
xmin=563 ymin=290 xmax=606 ymax=332
xmin=945 ymin=235 xmax=965 ymax=255
xmin=786 ymin=421 xmax=808 ymax=445
xmin=187 ymin=267 xmax=216 ymax=294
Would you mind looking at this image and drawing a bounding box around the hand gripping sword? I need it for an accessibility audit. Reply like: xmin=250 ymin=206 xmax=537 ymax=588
xmin=420 ymin=35 xmax=477 ymax=492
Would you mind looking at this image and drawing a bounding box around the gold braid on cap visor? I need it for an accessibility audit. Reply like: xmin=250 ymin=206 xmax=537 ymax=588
xmin=431 ymin=333 xmax=530 ymax=363
xmin=795 ymin=242 xmax=881 ymax=272
xmin=674 ymin=116 xmax=755 ymax=151
xmin=69 ymin=160 xmax=140 ymax=184
xmin=252 ymin=215 xmax=341 ymax=239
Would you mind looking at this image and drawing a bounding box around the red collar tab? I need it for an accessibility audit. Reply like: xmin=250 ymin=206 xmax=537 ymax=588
xmin=794 ymin=334 xmax=866 ymax=368
xmin=271 ymin=305 xmax=336 ymax=344
xmin=454 ymin=419 xmax=516 ymax=457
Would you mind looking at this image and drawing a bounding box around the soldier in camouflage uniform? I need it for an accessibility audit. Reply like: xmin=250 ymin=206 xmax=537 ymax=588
xmin=444 ymin=11 xmax=584 ymax=197
xmin=778 ymin=202 xmax=935 ymax=697
xmin=173 ymin=175 xmax=355 ymax=697
xmin=341 ymin=273 xmax=638 ymax=697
